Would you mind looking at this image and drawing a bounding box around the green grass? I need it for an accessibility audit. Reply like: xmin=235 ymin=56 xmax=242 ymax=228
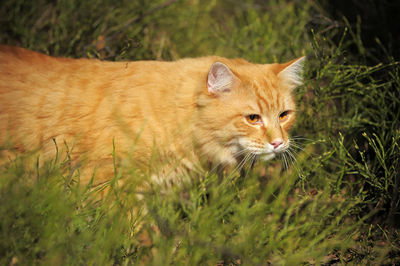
xmin=1 ymin=0 xmax=399 ymax=264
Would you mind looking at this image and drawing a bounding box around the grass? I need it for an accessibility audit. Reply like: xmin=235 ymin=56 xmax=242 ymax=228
xmin=1 ymin=0 xmax=400 ymax=264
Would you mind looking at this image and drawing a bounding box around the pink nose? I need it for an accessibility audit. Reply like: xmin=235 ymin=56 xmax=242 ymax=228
xmin=271 ymin=139 xmax=283 ymax=149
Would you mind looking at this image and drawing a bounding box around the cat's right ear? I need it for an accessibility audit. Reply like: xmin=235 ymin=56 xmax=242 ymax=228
xmin=276 ymin=56 xmax=305 ymax=90
xmin=207 ymin=62 xmax=235 ymax=95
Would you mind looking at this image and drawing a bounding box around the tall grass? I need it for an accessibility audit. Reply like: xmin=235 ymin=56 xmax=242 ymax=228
xmin=1 ymin=0 xmax=399 ymax=264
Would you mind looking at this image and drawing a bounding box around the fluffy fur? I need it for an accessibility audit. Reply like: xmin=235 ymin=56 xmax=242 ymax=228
xmin=0 ymin=45 xmax=304 ymax=185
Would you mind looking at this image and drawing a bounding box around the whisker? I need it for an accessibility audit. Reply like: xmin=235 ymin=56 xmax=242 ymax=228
xmin=210 ymin=148 xmax=252 ymax=172
xmin=289 ymin=142 xmax=304 ymax=151
xmin=287 ymin=146 xmax=299 ymax=157
xmin=290 ymin=136 xmax=315 ymax=142
xmin=289 ymin=138 xmax=305 ymax=148
xmin=234 ymin=153 xmax=251 ymax=173
xmin=280 ymin=153 xmax=285 ymax=170
xmin=243 ymin=154 xmax=257 ymax=177
xmin=283 ymin=153 xmax=289 ymax=170
xmin=285 ymin=149 xmax=304 ymax=177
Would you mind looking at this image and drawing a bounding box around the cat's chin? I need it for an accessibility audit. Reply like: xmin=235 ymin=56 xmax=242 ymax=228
xmin=260 ymin=153 xmax=276 ymax=161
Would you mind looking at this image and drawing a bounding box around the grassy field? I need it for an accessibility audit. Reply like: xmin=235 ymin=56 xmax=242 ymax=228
xmin=1 ymin=0 xmax=399 ymax=264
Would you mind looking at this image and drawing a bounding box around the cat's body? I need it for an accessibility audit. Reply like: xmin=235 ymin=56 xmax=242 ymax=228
xmin=0 ymin=45 xmax=304 ymax=185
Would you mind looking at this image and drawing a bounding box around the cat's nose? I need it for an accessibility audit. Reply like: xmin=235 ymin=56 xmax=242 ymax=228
xmin=270 ymin=139 xmax=283 ymax=149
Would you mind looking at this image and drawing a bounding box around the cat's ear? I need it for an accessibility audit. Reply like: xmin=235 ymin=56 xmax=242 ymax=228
xmin=277 ymin=56 xmax=305 ymax=89
xmin=207 ymin=62 xmax=235 ymax=95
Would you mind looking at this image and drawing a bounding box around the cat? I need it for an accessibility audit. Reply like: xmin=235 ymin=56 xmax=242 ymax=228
xmin=0 ymin=45 xmax=304 ymax=187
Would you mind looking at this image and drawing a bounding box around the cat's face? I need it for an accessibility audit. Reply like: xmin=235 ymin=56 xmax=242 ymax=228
xmin=228 ymin=79 xmax=296 ymax=161
xmin=197 ymin=57 xmax=304 ymax=165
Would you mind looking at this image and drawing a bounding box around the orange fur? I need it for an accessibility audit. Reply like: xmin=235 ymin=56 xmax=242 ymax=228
xmin=0 ymin=45 xmax=304 ymax=185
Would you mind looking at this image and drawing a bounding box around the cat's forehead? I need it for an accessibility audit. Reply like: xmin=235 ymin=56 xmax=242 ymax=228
xmin=233 ymin=63 xmax=285 ymax=91
xmin=254 ymin=82 xmax=293 ymax=111
xmin=234 ymin=74 xmax=295 ymax=113
xmin=233 ymin=62 xmax=278 ymax=80
xmin=208 ymin=57 xmax=297 ymax=112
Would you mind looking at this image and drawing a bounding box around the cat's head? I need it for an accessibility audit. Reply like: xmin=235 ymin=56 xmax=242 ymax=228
xmin=196 ymin=56 xmax=305 ymax=166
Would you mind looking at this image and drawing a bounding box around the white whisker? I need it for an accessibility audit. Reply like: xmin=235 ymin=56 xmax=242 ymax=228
xmin=282 ymin=153 xmax=289 ymax=170
xmin=243 ymin=154 xmax=257 ymax=177
xmin=285 ymin=148 xmax=304 ymax=178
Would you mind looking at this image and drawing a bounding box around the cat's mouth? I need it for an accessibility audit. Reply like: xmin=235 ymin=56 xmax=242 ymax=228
xmin=250 ymin=145 xmax=289 ymax=161
xmin=233 ymin=139 xmax=289 ymax=162
xmin=260 ymin=152 xmax=276 ymax=161
xmin=236 ymin=150 xmax=280 ymax=162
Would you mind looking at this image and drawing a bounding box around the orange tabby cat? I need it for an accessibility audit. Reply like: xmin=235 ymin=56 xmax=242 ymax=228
xmin=0 ymin=45 xmax=304 ymax=185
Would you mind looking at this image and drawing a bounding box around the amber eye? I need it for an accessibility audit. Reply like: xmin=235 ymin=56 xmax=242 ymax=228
xmin=279 ymin=111 xmax=289 ymax=122
xmin=246 ymin=114 xmax=261 ymax=124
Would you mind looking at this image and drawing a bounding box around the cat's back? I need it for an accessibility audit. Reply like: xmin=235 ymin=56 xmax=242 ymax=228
xmin=0 ymin=46 xmax=107 ymax=152
xmin=0 ymin=45 xmax=85 ymax=97
xmin=1 ymin=45 xmax=53 ymax=61
xmin=0 ymin=46 xmax=210 ymax=164
xmin=0 ymin=45 xmax=48 ymax=64
xmin=0 ymin=46 xmax=77 ymax=116
xmin=0 ymin=45 xmax=73 ymax=74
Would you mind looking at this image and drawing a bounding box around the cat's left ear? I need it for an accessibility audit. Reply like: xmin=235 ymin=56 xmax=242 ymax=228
xmin=277 ymin=56 xmax=305 ymax=90
xmin=207 ymin=62 xmax=236 ymax=95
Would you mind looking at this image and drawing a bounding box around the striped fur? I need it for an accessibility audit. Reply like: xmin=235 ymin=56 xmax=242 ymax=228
xmin=0 ymin=46 xmax=304 ymax=184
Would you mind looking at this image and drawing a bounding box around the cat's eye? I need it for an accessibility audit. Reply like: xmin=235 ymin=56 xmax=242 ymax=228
xmin=246 ymin=114 xmax=261 ymax=124
xmin=279 ymin=111 xmax=289 ymax=122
